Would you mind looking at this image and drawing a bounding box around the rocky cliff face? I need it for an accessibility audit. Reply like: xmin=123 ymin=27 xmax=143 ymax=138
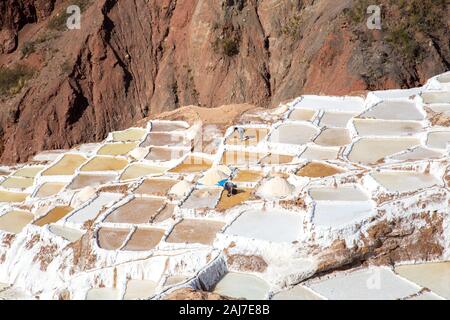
xmin=0 ymin=0 xmax=449 ymax=163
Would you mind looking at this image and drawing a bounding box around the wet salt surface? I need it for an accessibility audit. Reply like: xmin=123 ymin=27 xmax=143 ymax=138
xmin=353 ymin=119 xmax=424 ymax=136
xmin=124 ymin=280 xmax=157 ymax=300
xmin=307 ymin=268 xmax=420 ymax=300
xmin=224 ymin=209 xmax=302 ymax=243
xmin=312 ymin=201 xmax=375 ymax=228
xmin=49 ymin=224 xmax=84 ymax=242
xmin=268 ymin=123 xmax=319 ymax=145
xmin=213 ymin=272 xmax=270 ymax=300
xmin=359 ymin=101 xmax=425 ymax=121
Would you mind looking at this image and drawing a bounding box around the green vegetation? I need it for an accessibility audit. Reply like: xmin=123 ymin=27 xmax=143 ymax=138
xmin=60 ymin=59 xmax=72 ymax=76
xmin=345 ymin=0 xmax=448 ymax=63
xmin=281 ymin=13 xmax=303 ymax=40
xmin=48 ymin=0 xmax=92 ymax=31
xmin=213 ymin=37 xmax=240 ymax=57
xmin=0 ymin=64 xmax=35 ymax=96
xmin=21 ymin=32 xmax=59 ymax=58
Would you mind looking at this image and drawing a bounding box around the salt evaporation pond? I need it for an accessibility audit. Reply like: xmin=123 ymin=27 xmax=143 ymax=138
xmin=120 ymin=164 xmax=167 ymax=181
xmin=104 ymin=197 xmax=165 ymax=224
xmin=307 ymin=268 xmax=420 ymax=300
xmin=359 ymin=101 xmax=425 ymax=121
xmin=268 ymin=123 xmax=319 ymax=145
xmin=67 ymin=173 xmax=116 ymax=190
xmin=0 ymin=210 xmax=33 ymax=233
xmin=213 ymin=272 xmax=270 ymax=300
xmin=111 ymin=128 xmax=147 ymax=142
xmin=395 ymin=261 xmax=450 ymax=299
xmin=0 ymin=177 xmax=34 ymax=189
xmin=34 ymin=182 xmax=66 ymax=198
xmin=353 ymin=119 xmax=424 ymax=136
xmin=122 ymin=228 xmax=165 ymax=251
xmin=181 ymin=188 xmax=222 ymax=209
xmin=86 ymin=288 xmax=120 ymax=300
xmin=33 ymin=206 xmax=73 ymax=226
xmin=272 ymin=285 xmax=323 ymax=300
xmin=224 ymin=209 xmax=302 ymax=243
xmin=0 ymin=190 xmax=29 ymax=203
xmin=96 ymin=227 xmax=130 ymax=250
xmin=12 ymin=166 xmax=44 ymax=178
xmin=314 ymin=128 xmax=351 ymax=147
xmin=389 ymin=146 xmax=444 ymax=161
xmin=49 ymin=224 xmax=84 ymax=242
xmin=150 ymin=121 xmax=188 ymax=132
xmin=80 ymin=156 xmax=128 ymax=172
xmin=300 ymin=145 xmax=339 ymax=161
xmin=166 ymin=219 xmax=225 ymax=245
xmin=134 ymin=178 xmax=178 ymax=196
xmin=97 ymin=142 xmax=138 ymax=156
xmin=41 ymin=154 xmax=87 ymax=176
xmin=371 ymin=171 xmax=440 ymax=193
xmin=124 ymin=280 xmax=157 ymax=300
xmin=225 ymin=128 xmax=269 ymax=146
xmin=426 ymin=131 xmax=450 ymax=149
xmin=67 ymin=192 xmax=123 ymax=224
xmin=140 ymin=132 xmax=190 ymax=147
xmin=318 ymin=111 xmax=357 ymax=127
xmin=421 ymin=91 xmax=450 ymax=104
xmin=348 ymin=137 xmax=420 ymax=164
xmin=288 ymin=108 xmax=316 ymax=121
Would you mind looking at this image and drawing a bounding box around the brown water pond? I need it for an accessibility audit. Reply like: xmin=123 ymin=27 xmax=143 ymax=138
xmin=166 ymin=219 xmax=225 ymax=245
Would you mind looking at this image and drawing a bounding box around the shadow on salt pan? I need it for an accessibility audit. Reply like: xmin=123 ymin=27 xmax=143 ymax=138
xmin=213 ymin=272 xmax=270 ymax=300
xmin=306 ymin=267 xmax=420 ymax=300
xmin=224 ymin=209 xmax=301 ymax=243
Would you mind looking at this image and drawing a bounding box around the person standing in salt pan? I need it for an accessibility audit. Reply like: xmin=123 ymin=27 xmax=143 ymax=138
xmin=233 ymin=127 xmax=248 ymax=141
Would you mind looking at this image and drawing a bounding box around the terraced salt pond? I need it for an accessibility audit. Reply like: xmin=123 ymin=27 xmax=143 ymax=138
xmin=371 ymin=171 xmax=440 ymax=193
xmin=111 ymin=128 xmax=147 ymax=142
xmin=96 ymin=227 xmax=130 ymax=250
xmin=268 ymin=123 xmax=319 ymax=145
xmin=86 ymin=288 xmax=120 ymax=300
xmin=41 ymin=154 xmax=87 ymax=176
xmin=122 ymin=228 xmax=165 ymax=251
xmin=12 ymin=166 xmax=44 ymax=178
xmin=80 ymin=156 xmax=128 ymax=172
xmin=272 ymin=285 xmax=323 ymax=300
xmin=140 ymin=132 xmax=190 ymax=147
xmin=309 ymin=186 xmax=374 ymax=227
xmin=389 ymin=146 xmax=445 ymax=161
xmin=225 ymin=128 xmax=269 ymax=146
xmin=314 ymin=128 xmax=351 ymax=147
xmin=145 ymin=147 xmax=188 ymax=162
xmin=395 ymin=261 xmax=450 ymax=299
xmin=287 ymin=108 xmax=316 ymax=121
xmin=297 ymin=162 xmax=345 ymax=178
xmin=134 ymin=178 xmax=178 ymax=196
xmin=348 ymin=137 xmax=420 ymax=164
xmin=150 ymin=121 xmax=188 ymax=132
xmin=66 ymin=192 xmax=123 ymax=224
xmin=124 ymin=280 xmax=157 ymax=300
xmin=33 ymin=206 xmax=73 ymax=226
xmin=67 ymin=173 xmax=116 ymax=190
xmin=213 ymin=272 xmax=270 ymax=300
xmin=120 ymin=163 xmax=167 ymax=181
xmin=426 ymin=131 xmax=450 ymax=149
xmin=169 ymin=156 xmax=212 ymax=173
xmin=421 ymin=91 xmax=450 ymax=104
xmin=294 ymin=96 xmax=365 ymax=112
xmin=224 ymin=209 xmax=302 ymax=243
xmin=0 ymin=210 xmax=33 ymax=233
xmin=318 ymin=111 xmax=356 ymax=127
xmin=181 ymin=188 xmax=222 ymax=209
xmin=359 ymin=101 xmax=425 ymax=120
xmin=300 ymin=145 xmax=339 ymax=161
xmin=220 ymin=151 xmax=265 ymax=166
xmin=306 ymin=267 xmax=421 ymax=300
xmin=48 ymin=224 xmax=84 ymax=242
xmin=166 ymin=219 xmax=225 ymax=245
xmin=353 ymin=119 xmax=424 ymax=136
xmin=0 ymin=190 xmax=29 ymax=203
xmin=96 ymin=142 xmax=138 ymax=156
xmin=104 ymin=197 xmax=165 ymax=224
xmin=0 ymin=177 xmax=34 ymax=189
xmin=33 ymin=182 xmax=66 ymax=198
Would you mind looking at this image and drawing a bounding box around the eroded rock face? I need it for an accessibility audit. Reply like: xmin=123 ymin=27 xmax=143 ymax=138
xmin=0 ymin=0 xmax=449 ymax=163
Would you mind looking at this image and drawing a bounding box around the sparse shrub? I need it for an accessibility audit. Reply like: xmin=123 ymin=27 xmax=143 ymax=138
xmin=282 ymin=13 xmax=303 ymax=40
xmin=21 ymin=41 xmax=36 ymax=57
xmin=60 ymin=59 xmax=72 ymax=76
xmin=0 ymin=64 xmax=35 ymax=96
xmin=213 ymin=37 xmax=240 ymax=57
